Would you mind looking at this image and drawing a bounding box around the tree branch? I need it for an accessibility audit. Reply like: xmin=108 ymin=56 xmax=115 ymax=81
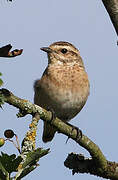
xmin=64 ymin=153 xmax=118 ymax=180
xmin=102 ymin=0 xmax=118 ymax=36
xmin=0 ymin=88 xmax=118 ymax=179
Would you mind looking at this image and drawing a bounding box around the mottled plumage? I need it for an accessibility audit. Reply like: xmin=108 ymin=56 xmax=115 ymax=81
xmin=34 ymin=41 xmax=90 ymax=142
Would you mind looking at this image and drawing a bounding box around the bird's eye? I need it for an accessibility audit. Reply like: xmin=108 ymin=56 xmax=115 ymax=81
xmin=61 ymin=48 xmax=67 ymax=54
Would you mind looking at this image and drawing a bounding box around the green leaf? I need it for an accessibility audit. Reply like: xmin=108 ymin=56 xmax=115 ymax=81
xmin=0 ymin=152 xmax=22 ymax=174
xmin=16 ymin=148 xmax=50 ymax=179
xmin=0 ymin=73 xmax=3 ymax=87
xmin=0 ymin=161 xmax=8 ymax=179
xmin=0 ymin=79 xmax=3 ymax=87
xmin=0 ymin=87 xmax=7 ymax=107
xmin=0 ymin=169 xmax=6 ymax=180
xmin=22 ymin=148 xmax=50 ymax=168
xmin=0 ymin=94 xmax=5 ymax=108
xmin=16 ymin=166 xmax=36 ymax=180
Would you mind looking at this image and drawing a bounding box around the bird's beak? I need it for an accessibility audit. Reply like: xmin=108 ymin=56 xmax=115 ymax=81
xmin=40 ymin=47 xmax=52 ymax=53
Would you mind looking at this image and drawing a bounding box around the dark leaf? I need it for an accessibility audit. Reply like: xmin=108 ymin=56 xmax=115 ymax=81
xmin=0 ymin=169 xmax=6 ymax=180
xmin=22 ymin=148 xmax=50 ymax=168
xmin=0 ymin=152 xmax=22 ymax=173
xmin=16 ymin=166 xmax=36 ymax=180
xmin=0 ymin=44 xmax=23 ymax=58
xmin=0 ymin=73 xmax=3 ymax=87
xmin=0 ymin=94 xmax=5 ymax=108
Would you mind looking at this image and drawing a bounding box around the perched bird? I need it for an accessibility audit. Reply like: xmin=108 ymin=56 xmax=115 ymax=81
xmin=34 ymin=41 xmax=90 ymax=143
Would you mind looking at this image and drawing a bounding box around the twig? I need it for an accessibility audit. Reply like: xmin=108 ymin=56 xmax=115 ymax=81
xmin=21 ymin=113 xmax=40 ymax=154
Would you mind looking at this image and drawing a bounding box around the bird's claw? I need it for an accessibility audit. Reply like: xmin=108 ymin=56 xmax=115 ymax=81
xmin=66 ymin=124 xmax=82 ymax=143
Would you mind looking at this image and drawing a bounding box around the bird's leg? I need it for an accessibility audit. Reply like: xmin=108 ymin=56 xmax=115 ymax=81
xmin=65 ymin=122 xmax=82 ymax=143
xmin=47 ymin=107 xmax=56 ymax=123
xmin=47 ymin=108 xmax=82 ymax=142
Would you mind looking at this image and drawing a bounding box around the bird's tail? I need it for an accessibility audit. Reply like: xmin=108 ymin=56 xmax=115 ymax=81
xmin=42 ymin=122 xmax=56 ymax=143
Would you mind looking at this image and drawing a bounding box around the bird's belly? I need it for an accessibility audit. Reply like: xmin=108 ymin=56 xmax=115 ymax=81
xmin=44 ymin=87 xmax=88 ymax=121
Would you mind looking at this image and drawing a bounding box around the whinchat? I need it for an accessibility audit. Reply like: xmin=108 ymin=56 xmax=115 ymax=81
xmin=34 ymin=41 xmax=90 ymax=142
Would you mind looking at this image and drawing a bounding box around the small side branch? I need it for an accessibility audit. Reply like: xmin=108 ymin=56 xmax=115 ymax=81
xmin=0 ymin=88 xmax=118 ymax=179
xmin=64 ymin=153 xmax=118 ymax=179
xmin=21 ymin=113 xmax=40 ymax=153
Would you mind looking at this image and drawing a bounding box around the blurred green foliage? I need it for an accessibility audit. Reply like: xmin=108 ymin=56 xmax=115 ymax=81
xmin=0 ymin=73 xmax=3 ymax=87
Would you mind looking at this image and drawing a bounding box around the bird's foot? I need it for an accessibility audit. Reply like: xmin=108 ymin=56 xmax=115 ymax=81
xmin=66 ymin=123 xmax=82 ymax=143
